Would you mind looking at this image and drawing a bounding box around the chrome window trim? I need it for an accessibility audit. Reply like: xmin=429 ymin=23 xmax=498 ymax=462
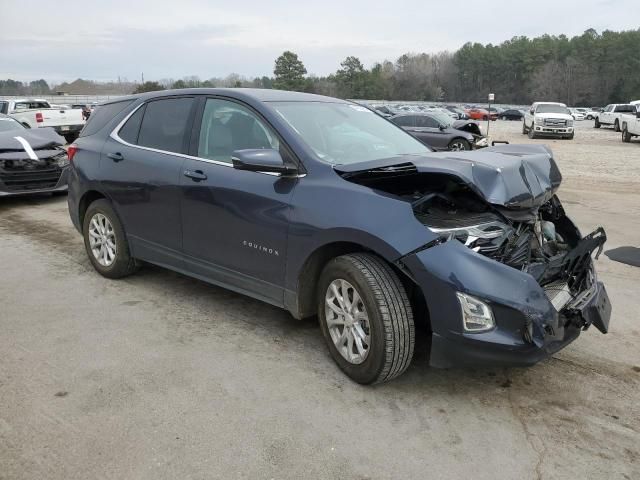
xmin=109 ymin=102 xmax=305 ymax=178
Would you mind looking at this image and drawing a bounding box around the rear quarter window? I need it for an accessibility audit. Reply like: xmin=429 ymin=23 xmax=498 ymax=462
xmin=79 ymin=100 xmax=133 ymax=137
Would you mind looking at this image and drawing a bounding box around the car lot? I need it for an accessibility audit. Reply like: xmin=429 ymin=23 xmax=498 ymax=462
xmin=1 ymin=119 xmax=639 ymax=479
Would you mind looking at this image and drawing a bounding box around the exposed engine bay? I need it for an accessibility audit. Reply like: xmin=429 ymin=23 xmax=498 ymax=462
xmin=337 ymin=158 xmax=607 ymax=318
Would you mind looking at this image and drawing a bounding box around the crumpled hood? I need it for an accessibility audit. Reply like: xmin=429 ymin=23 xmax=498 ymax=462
xmin=335 ymin=143 xmax=562 ymax=213
xmin=0 ymin=127 xmax=65 ymax=152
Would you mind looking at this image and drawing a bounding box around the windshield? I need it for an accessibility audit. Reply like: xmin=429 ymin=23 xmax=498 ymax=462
xmin=536 ymin=104 xmax=570 ymax=115
xmin=0 ymin=117 xmax=25 ymax=133
xmin=271 ymin=102 xmax=431 ymax=164
xmin=429 ymin=112 xmax=453 ymax=126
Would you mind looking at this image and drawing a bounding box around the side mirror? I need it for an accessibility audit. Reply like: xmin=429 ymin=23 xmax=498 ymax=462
xmin=438 ymin=124 xmax=446 ymax=131
xmin=529 ymin=109 xmax=534 ymax=115
xmin=231 ymin=149 xmax=296 ymax=175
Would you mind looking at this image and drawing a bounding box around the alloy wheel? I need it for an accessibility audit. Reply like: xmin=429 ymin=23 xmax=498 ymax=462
xmin=449 ymin=141 xmax=467 ymax=151
xmin=88 ymin=213 xmax=117 ymax=267
xmin=324 ymin=279 xmax=371 ymax=364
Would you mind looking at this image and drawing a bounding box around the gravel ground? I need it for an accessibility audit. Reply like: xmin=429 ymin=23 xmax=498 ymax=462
xmin=1 ymin=119 xmax=639 ymax=480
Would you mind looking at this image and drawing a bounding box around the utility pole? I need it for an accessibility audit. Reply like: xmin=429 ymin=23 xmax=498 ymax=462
xmin=141 ymin=72 xmax=144 ymax=84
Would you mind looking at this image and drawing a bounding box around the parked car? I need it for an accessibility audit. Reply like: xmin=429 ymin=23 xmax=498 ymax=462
xmin=67 ymin=89 xmax=611 ymax=384
xmin=444 ymin=106 xmax=470 ymax=120
xmin=621 ymin=105 xmax=640 ymax=143
xmin=0 ymin=98 xmax=85 ymax=143
xmin=595 ymin=104 xmax=636 ymax=131
xmin=585 ymin=108 xmax=601 ymax=120
xmin=372 ymin=105 xmax=394 ymax=118
xmin=569 ymin=108 xmax=586 ymax=121
xmin=390 ymin=112 xmax=486 ymax=151
xmin=523 ymin=102 xmax=574 ymax=139
xmin=498 ymin=109 xmax=524 ymax=121
xmin=0 ymin=114 xmax=70 ymax=196
xmin=466 ymin=108 xmax=496 ymax=121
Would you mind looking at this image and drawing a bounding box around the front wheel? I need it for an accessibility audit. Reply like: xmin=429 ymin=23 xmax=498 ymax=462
xmin=622 ymin=126 xmax=632 ymax=143
xmin=83 ymin=199 xmax=139 ymax=279
xmin=448 ymin=138 xmax=471 ymax=151
xmin=528 ymin=125 xmax=537 ymax=139
xmin=594 ymin=118 xmax=601 ymax=128
xmin=614 ymin=120 xmax=620 ymax=132
xmin=522 ymin=121 xmax=527 ymax=134
xmin=318 ymin=253 xmax=415 ymax=384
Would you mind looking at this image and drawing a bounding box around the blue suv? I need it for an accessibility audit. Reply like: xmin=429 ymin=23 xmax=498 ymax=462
xmin=67 ymin=89 xmax=611 ymax=384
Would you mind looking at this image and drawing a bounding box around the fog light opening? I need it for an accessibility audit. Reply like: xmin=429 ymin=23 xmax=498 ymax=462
xmin=456 ymin=292 xmax=495 ymax=333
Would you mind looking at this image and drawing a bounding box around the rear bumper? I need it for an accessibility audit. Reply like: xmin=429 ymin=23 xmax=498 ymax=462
xmin=52 ymin=124 xmax=84 ymax=136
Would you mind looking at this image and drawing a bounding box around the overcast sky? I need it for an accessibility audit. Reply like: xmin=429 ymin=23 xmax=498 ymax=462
xmin=1 ymin=0 xmax=638 ymax=83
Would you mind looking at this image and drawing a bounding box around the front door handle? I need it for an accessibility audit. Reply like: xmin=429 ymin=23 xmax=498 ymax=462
xmin=183 ymin=169 xmax=207 ymax=181
xmin=107 ymin=152 xmax=124 ymax=162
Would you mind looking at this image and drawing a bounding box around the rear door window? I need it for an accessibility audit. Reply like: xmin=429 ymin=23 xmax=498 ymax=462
xmin=416 ymin=116 xmax=439 ymax=128
xmin=80 ymin=100 xmax=133 ymax=137
xmin=393 ymin=116 xmax=415 ymax=127
xmin=137 ymin=97 xmax=195 ymax=153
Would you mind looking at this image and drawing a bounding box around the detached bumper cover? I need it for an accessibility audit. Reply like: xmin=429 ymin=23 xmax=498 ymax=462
xmin=400 ymin=239 xmax=611 ymax=369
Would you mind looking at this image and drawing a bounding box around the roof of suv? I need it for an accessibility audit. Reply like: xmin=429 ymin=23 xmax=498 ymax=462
xmin=105 ymin=88 xmax=347 ymax=106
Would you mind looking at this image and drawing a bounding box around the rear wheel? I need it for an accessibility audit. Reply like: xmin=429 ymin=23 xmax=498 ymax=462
xmin=482 ymin=115 xmax=488 ymax=121
xmin=622 ymin=126 xmax=632 ymax=143
xmin=501 ymin=115 xmax=507 ymax=120
xmin=614 ymin=119 xmax=620 ymax=132
xmin=318 ymin=253 xmax=414 ymax=384
xmin=448 ymin=138 xmax=471 ymax=151
xmin=83 ymin=199 xmax=139 ymax=279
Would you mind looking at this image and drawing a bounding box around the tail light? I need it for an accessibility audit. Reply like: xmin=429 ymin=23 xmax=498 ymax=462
xmin=35 ymin=112 xmax=43 ymax=123
xmin=67 ymin=144 xmax=78 ymax=163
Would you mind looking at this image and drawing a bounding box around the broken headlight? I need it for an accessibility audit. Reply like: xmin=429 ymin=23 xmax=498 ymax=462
xmin=52 ymin=152 xmax=69 ymax=168
xmin=456 ymin=292 xmax=495 ymax=332
xmin=429 ymin=221 xmax=513 ymax=254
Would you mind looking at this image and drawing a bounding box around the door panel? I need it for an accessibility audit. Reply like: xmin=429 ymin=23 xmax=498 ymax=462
xmin=101 ymin=97 xmax=195 ymax=268
xmin=180 ymin=97 xmax=296 ymax=305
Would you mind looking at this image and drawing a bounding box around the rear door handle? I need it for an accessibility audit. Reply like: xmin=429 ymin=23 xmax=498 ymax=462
xmin=107 ymin=152 xmax=124 ymax=162
xmin=183 ymin=169 xmax=207 ymax=181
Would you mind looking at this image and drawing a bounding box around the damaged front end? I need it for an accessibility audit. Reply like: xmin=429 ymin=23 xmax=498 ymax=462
xmin=0 ymin=128 xmax=69 ymax=195
xmin=336 ymin=144 xmax=611 ymax=366
xmin=452 ymin=120 xmax=487 ymax=148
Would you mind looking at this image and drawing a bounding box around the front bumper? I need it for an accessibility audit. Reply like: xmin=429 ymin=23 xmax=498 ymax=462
xmin=533 ymin=125 xmax=574 ymax=136
xmin=0 ymin=165 xmax=70 ymax=197
xmin=401 ymin=239 xmax=610 ymax=369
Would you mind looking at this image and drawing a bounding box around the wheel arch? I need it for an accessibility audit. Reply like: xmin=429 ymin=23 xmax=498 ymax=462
xmin=78 ymin=189 xmax=108 ymax=228
xmin=289 ymin=239 xmax=428 ymax=328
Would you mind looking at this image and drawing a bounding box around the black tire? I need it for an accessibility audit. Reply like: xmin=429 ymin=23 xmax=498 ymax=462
xmin=317 ymin=253 xmax=415 ymax=384
xmin=614 ymin=120 xmax=620 ymax=132
xmin=448 ymin=138 xmax=471 ymax=151
xmin=501 ymin=115 xmax=507 ymax=120
xmin=566 ymin=133 xmax=574 ymax=140
xmin=83 ymin=199 xmax=139 ymax=279
xmin=622 ymin=126 xmax=632 ymax=143
xmin=522 ymin=121 xmax=527 ymax=134
xmin=482 ymin=115 xmax=488 ymax=121
xmin=528 ymin=125 xmax=536 ymax=139
xmin=594 ymin=118 xmax=601 ymax=128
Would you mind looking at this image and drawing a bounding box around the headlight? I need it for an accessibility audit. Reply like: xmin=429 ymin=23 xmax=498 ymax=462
xmin=567 ymin=119 xmax=574 ymax=126
xmin=430 ymin=221 xmax=513 ymax=253
xmin=475 ymin=137 xmax=488 ymax=147
xmin=534 ymin=117 xmax=543 ymax=125
xmin=456 ymin=292 xmax=495 ymax=332
xmin=53 ymin=152 xmax=69 ymax=167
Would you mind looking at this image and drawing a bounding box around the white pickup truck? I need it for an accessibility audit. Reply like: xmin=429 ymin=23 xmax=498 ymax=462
xmin=620 ymin=103 xmax=640 ymax=144
xmin=522 ymin=102 xmax=574 ymax=140
xmin=594 ymin=103 xmax=636 ymax=131
xmin=0 ymin=98 xmax=85 ymax=142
